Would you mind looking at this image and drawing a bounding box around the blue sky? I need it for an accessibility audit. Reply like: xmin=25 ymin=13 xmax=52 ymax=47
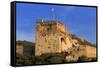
xmin=16 ymin=3 xmax=96 ymax=44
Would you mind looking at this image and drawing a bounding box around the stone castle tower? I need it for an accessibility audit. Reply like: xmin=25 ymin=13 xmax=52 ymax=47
xmin=35 ymin=19 xmax=72 ymax=56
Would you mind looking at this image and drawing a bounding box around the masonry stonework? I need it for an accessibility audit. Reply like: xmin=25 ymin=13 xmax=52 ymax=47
xmin=35 ymin=20 xmax=72 ymax=56
xmin=35 ymin=19 xmax=96 ymax=60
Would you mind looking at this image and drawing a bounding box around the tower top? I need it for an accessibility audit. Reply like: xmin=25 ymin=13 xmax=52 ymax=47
xmin=36 ymin=19 xmax=68 ymax=34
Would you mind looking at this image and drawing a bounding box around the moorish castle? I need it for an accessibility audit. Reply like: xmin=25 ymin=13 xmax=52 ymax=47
xmin=35 ymin=19 xmax=96 ymax=60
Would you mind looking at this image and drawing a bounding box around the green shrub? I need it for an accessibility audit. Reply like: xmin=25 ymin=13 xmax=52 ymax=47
xmin=46 ymin=56 xmax=63 ymax=64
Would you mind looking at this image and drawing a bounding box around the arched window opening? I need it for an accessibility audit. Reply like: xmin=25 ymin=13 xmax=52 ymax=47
xmin=61 ymin=38 xmax=66 ymax=45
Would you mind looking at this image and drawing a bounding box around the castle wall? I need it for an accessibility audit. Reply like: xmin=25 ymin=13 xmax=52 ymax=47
xmin=85 ymin=45 xmax=96 ymax=58
xmin=35 ymin=20 xmax=72 ymax=56
xmin=16 ymin=45 xmax=23 ymax=55
xmin=35 ymin=33 xmax=60 ymax=56
xmin=35 ymin=20 xmax=96 ymax=61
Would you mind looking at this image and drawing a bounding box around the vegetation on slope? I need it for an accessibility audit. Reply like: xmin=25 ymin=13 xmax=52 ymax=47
xmin=16 ymin=40 xmax=35 ymax=46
